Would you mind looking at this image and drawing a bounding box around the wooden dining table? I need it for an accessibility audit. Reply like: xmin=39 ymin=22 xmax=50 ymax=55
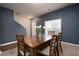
xmin=24 ymin=35 xmax=51 ymax=56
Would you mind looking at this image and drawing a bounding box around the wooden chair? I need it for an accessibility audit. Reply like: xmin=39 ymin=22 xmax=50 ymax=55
xmin=49 ymin=35 xmax=59 ymax=56
xmin=16 ymin=34 xmax=29 ymax=56
xmin=37 ymin=35 xmax=59 ymax=56
xmin=57 ymin=33 xmax=63 ymax=53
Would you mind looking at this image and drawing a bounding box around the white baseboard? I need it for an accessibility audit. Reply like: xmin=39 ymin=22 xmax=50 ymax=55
xmin=0 ymin=41 xmax=17 ymax=53
xmin=62 ymin=41 xmax=79 ymax=47
xmin=0 ymin=41 xmax=17 ymax=47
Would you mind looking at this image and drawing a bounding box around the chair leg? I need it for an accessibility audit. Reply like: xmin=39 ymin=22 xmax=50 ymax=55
xmin=59 ymin=42 xmax=63 ymax=53
xmin=59 ymin=45 xmax=63 ymax=53
xmin=56 ymin=47 xmax=59 ymax=56
xmin=54 ymin=48 xmax=56 ymax=56
xmin=17 ymin=52 xmax=21 ymax=56
xmin=24 ymin=45 xmax=26 ymax=56
xmin=53 ymin=48 xmax=57 ymax=56
xmin=24 ymin=50 xmax=26 ymax=56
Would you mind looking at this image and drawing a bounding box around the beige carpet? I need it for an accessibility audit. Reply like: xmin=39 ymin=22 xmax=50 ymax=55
xmin=0 ymin=43 xmax=79 ymax=56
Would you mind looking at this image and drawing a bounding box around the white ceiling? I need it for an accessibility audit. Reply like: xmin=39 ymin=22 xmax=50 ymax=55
xmin=0 ymin=3 xmax=73 ymax=18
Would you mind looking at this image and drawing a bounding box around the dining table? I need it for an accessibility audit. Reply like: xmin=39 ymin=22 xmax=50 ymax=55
xmin=24 ymin=35 xmax=51 ymax=56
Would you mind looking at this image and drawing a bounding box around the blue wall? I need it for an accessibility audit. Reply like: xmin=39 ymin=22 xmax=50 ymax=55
xmin=0 ymin=10 xmax=1 ymax=44
xmin=0 ymin=7 xmax=26 ymax=44
xmin=37 ymin=4 xmax=79 ymax=45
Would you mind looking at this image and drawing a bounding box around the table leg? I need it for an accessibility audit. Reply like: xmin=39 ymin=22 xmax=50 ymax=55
xmin=30 ymin=48 xmax=36 ymax=56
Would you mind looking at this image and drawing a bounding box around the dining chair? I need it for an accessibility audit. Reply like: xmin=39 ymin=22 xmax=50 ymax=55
xmin=57 ymin=33 xmax=63 ymax=53
xmin=49 ymin=35 xmax=59 ymax=56
xmin=16 ymin=34 xmax=29 ymax=56
xmin=37 ymin=35 xmax=59 ymax=56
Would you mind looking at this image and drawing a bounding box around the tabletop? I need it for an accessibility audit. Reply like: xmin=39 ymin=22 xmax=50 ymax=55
xmin=24 ymin=35 xmax=51 ymax=48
